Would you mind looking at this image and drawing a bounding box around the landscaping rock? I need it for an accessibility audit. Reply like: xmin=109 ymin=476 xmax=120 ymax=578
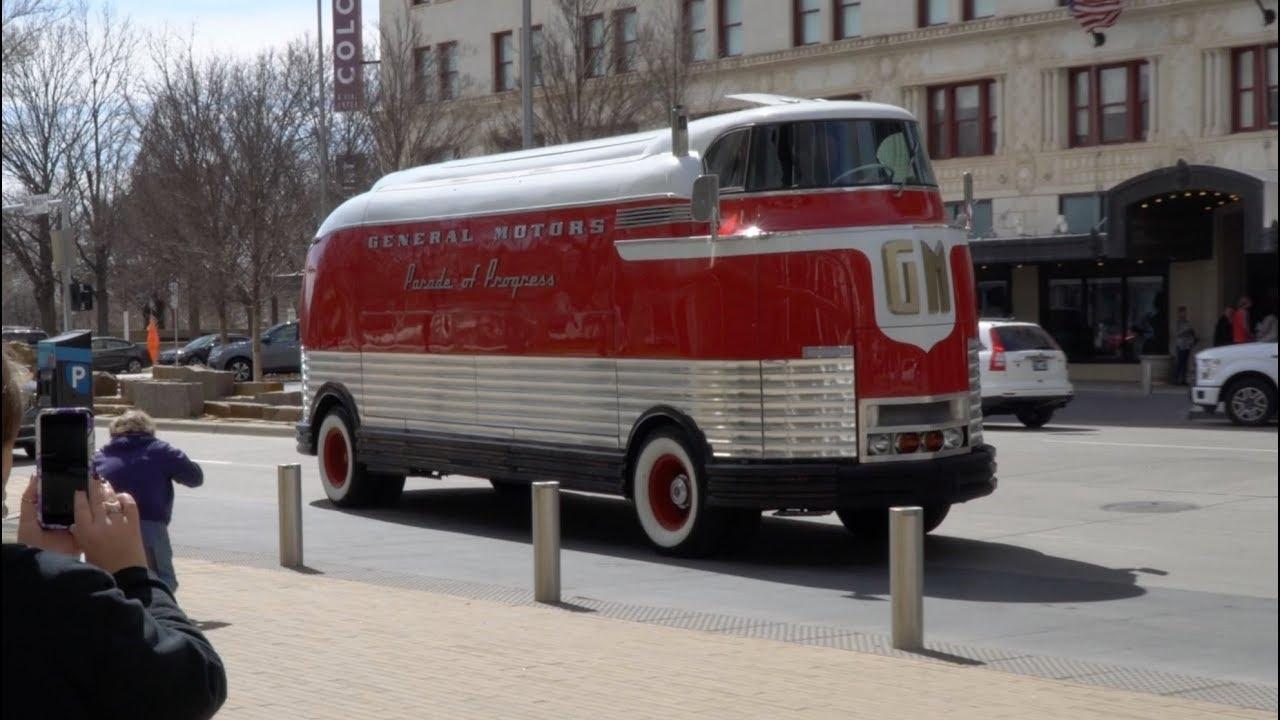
xmin=118 ymin=378 xmax=145 ymax=405
xmin=256 ymin=390 xmax=302 ymax=406
xmin=202 ymin=401 xmax=232 ymax=418
xmin=223 ymin=402 xmax=268 ymax=420
xmin=93 ymin=372 xmax=119 ymax=397
xmin=92 ymin=402 xmax=131 ymax=416
xmin=233 ymin=381 xmax=284 ymax=396
xmin=151 ymin=365 xmax=194 ymax=382
xmin=186 ymin=366 xmax=236 ymax=400
xmin=132 ymin=382 xmax=203 ymax=419
xmin=262 ymin=406 xmax=303 ymax=423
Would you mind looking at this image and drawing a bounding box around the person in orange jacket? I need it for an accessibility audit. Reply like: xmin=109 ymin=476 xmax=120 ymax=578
xmin=1231 ymin=296 xmax=1253 ymax=344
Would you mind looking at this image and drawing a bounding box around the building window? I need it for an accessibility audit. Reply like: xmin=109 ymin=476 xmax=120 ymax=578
xmin=944 ymin=199 xmax=994 ymax=238
xmin=1068 ymin=60 xmax=1149 ymax=147
xmin=834 ymin=0 xmax=861 ymax=39
xmin=963 ymin=0 xmax=994 ymax=20
xmin=1232 ymin=44 xmax=1279 ymax=132
xmin=493 ymin=31 xmax=515 ymax=92
xmin=794 ymin=0 xmax=821 ymax=46
xmin=1060 ymin=193 xmax=1104 ymax=234
xmin=927 ymin=80 xmax=997 ymax=159
xmin=614 ymin=8 xmax=638 ymax=73
xmin=437 ymin=42 xmax=458 ymax=100
xmin=918 ymin=0 xmax=947 ymax=27
xmin=719 ymin=0 xmax=743 ymax=58
xmin=413 ymin=45 xmax=432 ymax=101
xmin=684 ymin=0 xmax=709 ymax=62
xmin=582 ymin=14 xmax=605 ymax=78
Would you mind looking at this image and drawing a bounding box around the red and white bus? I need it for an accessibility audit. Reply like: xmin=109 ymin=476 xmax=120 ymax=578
xmin=297 ymin=97 xmax=995 ymax=555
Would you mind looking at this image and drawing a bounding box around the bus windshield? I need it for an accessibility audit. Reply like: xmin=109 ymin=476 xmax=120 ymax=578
xmin=744 ymin=119 xmax=936 ymax=191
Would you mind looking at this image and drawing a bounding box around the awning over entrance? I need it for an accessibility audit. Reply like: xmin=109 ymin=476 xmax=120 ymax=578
xmin=969 ymin=233 xmax=1102 ymax=264
xmin=1107 ymin=161 xmax=1275 ymax=257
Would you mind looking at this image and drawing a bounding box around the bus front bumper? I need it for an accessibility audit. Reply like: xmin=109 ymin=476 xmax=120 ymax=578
xmin=705 ymin=444 xmax=997 ymax=510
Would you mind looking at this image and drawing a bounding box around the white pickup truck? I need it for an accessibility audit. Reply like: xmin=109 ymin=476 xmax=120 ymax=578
xmin=1191 ymin=342 xmax=1279 ymax=426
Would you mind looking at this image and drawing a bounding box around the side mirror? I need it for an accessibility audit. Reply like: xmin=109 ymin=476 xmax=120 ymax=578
xmin=691 ymin=174 xmax=720 ymax=224
xmin=260 ymin=336 xmax=272 ymax=345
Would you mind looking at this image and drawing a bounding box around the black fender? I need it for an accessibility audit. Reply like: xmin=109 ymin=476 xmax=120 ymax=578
xmin=621 ymin=405 xmax=710 ymax=498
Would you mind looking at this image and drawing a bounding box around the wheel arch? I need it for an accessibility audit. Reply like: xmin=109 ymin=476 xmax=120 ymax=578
xmin=309 ymin=382 xmax=361 ymax=449
xmin=621 ymin=406 xmax=709 ymax=499
xmin=1224 ymin=370 xmax=1277 ymax=396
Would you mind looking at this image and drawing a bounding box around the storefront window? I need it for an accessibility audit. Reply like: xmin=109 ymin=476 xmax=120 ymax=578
xmin=1060 ymin=193 xmax=1103 ymax=234
xmin=976 ymin=280 xmax=1009 ymax=318
xmin=1042 ymin=268 xmax=1167 ymax=362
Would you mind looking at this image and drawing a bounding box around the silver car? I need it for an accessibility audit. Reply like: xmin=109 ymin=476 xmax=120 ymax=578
xmin=206 ymin=321 xmax=301 ymax=381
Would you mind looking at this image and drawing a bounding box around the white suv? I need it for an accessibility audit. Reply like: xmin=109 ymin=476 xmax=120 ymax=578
xmin=977 ymin=319 xmax=1074 ymax=428
xmin=1191 ymin=342 xmax=1278 ymax=426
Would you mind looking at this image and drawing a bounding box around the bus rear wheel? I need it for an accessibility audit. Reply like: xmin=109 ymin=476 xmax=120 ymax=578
xmin=317 ymin=406 xmax=404 ymax=507
xmin=630 ymin=429 xmax=729 ymax=557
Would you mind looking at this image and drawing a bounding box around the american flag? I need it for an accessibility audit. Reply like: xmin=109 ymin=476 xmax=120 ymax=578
xmin=1067 ymin=0 xmax=1124 ymax=33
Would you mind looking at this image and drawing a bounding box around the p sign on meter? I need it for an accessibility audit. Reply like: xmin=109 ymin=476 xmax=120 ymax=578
xmin=66 ymin=363 xmax=91 ymax=396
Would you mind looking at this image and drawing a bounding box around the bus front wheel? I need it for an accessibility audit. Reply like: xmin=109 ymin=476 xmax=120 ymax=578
xmin=630 ymin=429 xmax=731 ymax=557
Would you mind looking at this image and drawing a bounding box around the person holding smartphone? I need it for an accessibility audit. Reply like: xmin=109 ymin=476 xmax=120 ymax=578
xmin=94 ymin=410 xmax=204 ymax=593
xmin=1 ymin=348 xmax=227 ymax=719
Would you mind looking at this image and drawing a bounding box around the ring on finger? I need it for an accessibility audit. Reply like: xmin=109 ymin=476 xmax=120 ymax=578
xmin=104 ymin=502 xmax=124 ymax=516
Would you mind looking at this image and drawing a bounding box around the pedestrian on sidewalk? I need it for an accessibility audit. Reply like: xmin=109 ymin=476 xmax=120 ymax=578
xmin=93 ymin=409 xmax=204 ymax=593
xmin=1213 ymin=305 xmax=1235 ymax=346
xmin=1 ymin=347 xmax=227 ymax=720
xmin=1232 ymin=296 xmax=1254 ymax=344
xmin=1171 ymin=306 xmax=1197 ymax=385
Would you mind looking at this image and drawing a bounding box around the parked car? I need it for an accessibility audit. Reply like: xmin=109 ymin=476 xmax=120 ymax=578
xmin=91 ymin=336 xmax=152 ymax=374
xmin=1191 ymin=342 xmax=1278 ymax=426
xmin=2 ymin=326 xmax=48 ymax=345
xmin=977 ymin=319 xmax=1074 ymax=428
xmin=158 ymin=333 xmax=250 ymax=366
xmin=206 ymin=321 xmax=300 ymax=382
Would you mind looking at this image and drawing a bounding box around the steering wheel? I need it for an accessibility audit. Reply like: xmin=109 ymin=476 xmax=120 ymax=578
xmin=831 ymin=163 xmax=894 ymax=186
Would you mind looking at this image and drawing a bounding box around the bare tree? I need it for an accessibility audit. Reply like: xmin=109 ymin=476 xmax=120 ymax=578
xmin=1 ymin=0 xmax=61 ymax=68
xmin=356 ymin=19 xmax=474 ymax=176
xmin=1 ymin=13 xmax=87 ymax=332
xmin=66 ymin=3 xmax=138 ymax=333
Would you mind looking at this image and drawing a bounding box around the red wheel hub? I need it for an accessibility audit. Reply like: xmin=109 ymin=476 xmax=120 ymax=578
xmin=323 ymin=428 xmax=349 ymax=488
xmin=647 ymin=454 xmax=691 ymax=531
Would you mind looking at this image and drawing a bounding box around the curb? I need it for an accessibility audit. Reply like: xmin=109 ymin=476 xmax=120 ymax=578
xmin=91 ymin=415 xmax=295 ymax=438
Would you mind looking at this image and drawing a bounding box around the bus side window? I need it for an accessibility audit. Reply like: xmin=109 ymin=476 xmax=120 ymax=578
xmin=703 ymin=129 xmax=750 ymax=191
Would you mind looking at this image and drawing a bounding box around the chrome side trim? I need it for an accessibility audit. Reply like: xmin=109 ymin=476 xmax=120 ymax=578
xmin=616 ymin=359 xmax=765 ymax=458
xmin=306 ymin=351 xmax=862 ymax=459
xmin=301 ymin=350 xmax=363 ymax=424
xmin=761 ymin=355 xmax=857 ymax=458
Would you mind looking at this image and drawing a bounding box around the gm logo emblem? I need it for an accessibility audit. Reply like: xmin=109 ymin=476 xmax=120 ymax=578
xmin=881 ymin=239 xmax=951 ymax=316
xmin=66 ymin=363 xmax=90 ymax=395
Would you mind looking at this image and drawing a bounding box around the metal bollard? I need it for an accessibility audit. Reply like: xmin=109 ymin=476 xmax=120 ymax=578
xmin=890 ymin=506 xmax=924 ymax=651
xmin=1140 ymin=359 xmax=1153 ymax=395
xmin=532 ymin=481 xmax=561 ymax=603
xmin=277 ymin=464 xmax=303 ymax=568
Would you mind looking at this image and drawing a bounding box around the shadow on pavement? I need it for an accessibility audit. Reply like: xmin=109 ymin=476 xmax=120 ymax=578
xmin=312 ymin=487 xmax=1149 ymax=606
xmin=1054 ymin=389 xmax=1278 ymax=431
xmin=980 ymin=423 xmax=1098 ymax=434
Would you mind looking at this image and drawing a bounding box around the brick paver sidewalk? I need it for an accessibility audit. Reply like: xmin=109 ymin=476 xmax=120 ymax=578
xmin=173 ymin=558 xmax=1267 ymax=720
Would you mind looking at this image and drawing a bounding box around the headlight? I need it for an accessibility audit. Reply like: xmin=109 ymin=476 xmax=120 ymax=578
xmin=942 ymin=427 xmax=965 ymax=449
xmin=868 ymin=434 xmax=892 ymax=456
xmin=1198 ymin=358 xmax=1221 ymax=381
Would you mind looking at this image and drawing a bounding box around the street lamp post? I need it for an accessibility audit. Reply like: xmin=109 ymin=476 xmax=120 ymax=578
xmin=3 ymin=194 xmax=73 ymax=333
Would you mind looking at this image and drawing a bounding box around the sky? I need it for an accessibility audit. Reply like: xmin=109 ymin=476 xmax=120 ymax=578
xmin=109 ymin=0 xmax=379 ymax=58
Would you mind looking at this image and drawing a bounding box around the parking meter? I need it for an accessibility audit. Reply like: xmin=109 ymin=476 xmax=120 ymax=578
xmin=36 ymin=330 xmax=93 ymax=410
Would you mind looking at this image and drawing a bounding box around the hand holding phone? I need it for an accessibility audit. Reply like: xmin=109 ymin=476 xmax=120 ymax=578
xmin=36 ymin=408 xmax=94 ymax=530
xmin=16 ymin=475 xmax=80 ymax=556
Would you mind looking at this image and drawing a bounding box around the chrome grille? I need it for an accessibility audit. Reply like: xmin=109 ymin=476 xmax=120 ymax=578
xmin=968 ymin=339 xmax=983 ymax=446
xmin=761 ymin=355 xmax=857 ymax=459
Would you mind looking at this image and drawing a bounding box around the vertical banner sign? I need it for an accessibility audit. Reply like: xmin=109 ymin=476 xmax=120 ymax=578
xmin=332 ymin=0 xmax=363 ymax=111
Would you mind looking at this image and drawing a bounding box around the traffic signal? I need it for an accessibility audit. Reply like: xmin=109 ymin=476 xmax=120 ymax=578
xmin=71 ymin=282 xmax=94 ymax=312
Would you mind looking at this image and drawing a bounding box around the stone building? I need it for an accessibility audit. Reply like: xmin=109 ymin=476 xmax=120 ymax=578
xmin=380 ymin=0 xmax=1277 ymax=379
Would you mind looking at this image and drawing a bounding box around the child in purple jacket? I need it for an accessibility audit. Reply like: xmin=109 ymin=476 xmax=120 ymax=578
xmin=93 ymin=410 xmax=204 ymax=592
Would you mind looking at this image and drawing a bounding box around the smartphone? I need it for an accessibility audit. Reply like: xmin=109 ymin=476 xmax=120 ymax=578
xmin=36 ymin=408 xmax=95 ymax=529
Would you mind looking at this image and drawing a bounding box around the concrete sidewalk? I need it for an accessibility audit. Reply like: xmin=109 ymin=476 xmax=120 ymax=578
xmin=174 ymin=558 xmax=1267 ymax=720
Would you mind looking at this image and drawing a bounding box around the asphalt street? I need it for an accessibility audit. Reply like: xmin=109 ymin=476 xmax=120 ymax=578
xmin=8 ymin=385 xmax=1276 ymax=689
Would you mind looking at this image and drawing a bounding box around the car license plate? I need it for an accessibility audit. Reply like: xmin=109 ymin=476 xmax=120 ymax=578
xmin=1033 ymin=359 xmax=1048 ymax=371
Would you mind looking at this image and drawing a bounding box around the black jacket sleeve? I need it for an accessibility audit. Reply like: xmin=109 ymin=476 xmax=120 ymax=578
xmin=52 ymin=561 xmax=228 ymax=720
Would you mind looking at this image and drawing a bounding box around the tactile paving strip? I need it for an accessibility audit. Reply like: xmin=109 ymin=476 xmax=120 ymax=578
xmin=147 ymin=542 xmax=1276 ymax=713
